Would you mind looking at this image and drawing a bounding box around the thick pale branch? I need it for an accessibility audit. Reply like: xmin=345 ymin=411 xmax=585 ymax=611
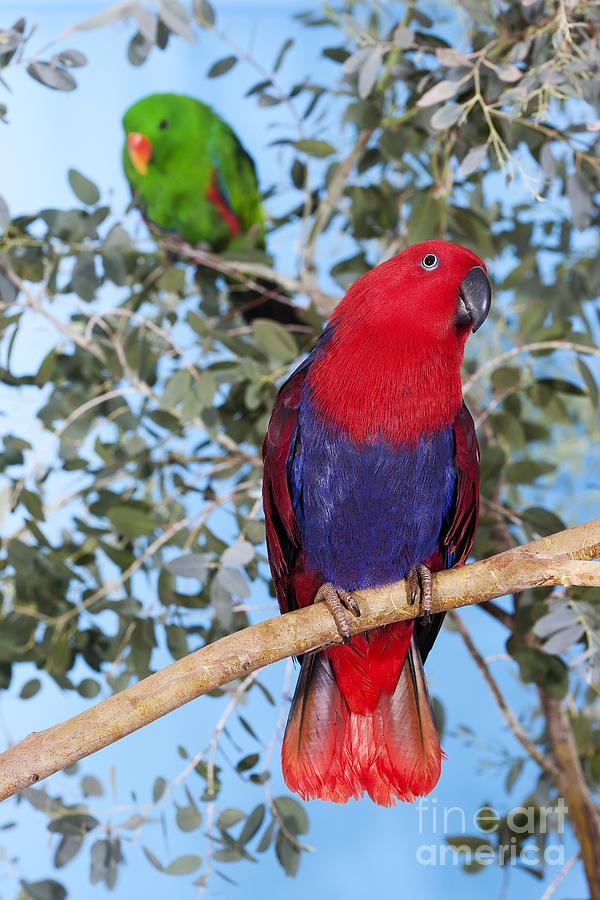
xmin=0 ymin=519 xmax=598 ymax=802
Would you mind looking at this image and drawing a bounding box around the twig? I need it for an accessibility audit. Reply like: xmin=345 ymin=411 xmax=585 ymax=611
xmin=463 ymin=340 xmax=600 ymax=396
xmin=83 ymin=309 xmax=202 ymax=384
xmin=202 ymin=672 xmax=258 ymax=886
xmin=7 ymin=386 xmax=138 ymax=515
xmin=206 ymin=672 xmax=258 ymax=798
xmin=539 ymin=852 xmax=580 ymax=900
xmin=448 ymin=610 xmax=559 ymax=781
xmin=55 ymin=479 xmax=258 ymax=626
xmin=302 ymin=128 xmax=375 ymax=277
xmin=0 ymin=263 xmax=107 ymax=363
xmin=261 ymin=658 xmax=293 ymax=775
xmin=162 ymin=238 xmax=338 ymax=313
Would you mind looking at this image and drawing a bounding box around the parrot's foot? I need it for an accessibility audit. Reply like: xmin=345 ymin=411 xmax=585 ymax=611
xmin=314 ymin=583 xmax=360 ymax=644
xmin=407 ymin=564 xmax=433 ymax=625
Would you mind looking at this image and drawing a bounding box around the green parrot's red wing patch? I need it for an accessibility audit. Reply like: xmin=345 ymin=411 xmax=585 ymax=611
xmin=206 ymin=169 xmax=241 ymax=240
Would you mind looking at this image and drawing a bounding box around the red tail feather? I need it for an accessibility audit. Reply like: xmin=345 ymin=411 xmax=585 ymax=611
xmin=281 ymin=625 xmax=441 ymax=805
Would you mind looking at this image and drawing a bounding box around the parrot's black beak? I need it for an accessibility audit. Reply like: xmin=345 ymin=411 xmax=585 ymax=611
xmin=456 ymin=266 xmax=491 ymax=333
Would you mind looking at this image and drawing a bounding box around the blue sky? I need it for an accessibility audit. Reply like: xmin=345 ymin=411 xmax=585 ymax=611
xmin=0 ymin=3 xmax=592 ymax=899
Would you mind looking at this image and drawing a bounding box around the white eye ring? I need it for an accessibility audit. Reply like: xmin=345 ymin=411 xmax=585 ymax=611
xmin=420 ymin=253 xmax=439 ymax=270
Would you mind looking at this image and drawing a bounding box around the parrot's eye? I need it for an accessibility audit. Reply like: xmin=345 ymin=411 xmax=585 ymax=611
xmin=420 ymin=253 xmax=439 ymax=270
xmin=159 ymin=119 xmax=169 ymax=130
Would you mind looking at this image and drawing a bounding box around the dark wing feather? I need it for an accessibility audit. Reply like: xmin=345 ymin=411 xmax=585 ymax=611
xmin=416 ymin=402 xmax=480 ymax=661
xmin=441 ymin=402 xmax=480 ymax=568
xmin=262 ymin=363 xmax=308 ymax=614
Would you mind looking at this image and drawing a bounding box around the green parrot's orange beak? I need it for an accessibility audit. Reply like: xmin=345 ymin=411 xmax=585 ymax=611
xmin=127 ymin=132 xmax=152 ymax=175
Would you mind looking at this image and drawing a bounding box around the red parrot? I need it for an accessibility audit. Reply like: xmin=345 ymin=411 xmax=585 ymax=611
xmin=262 ymin=240 xmax=491 ymax=805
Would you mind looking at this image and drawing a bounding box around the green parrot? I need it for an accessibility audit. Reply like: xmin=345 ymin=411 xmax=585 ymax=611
xmin=122 ymin=93 xmax=299 ymax=325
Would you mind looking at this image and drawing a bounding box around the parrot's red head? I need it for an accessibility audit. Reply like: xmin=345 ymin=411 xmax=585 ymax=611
xmin=307 ymin=240 xmax=492 ymax=445
xmin=330 ymin=240 xmax=490 ymax=341
xmin=126 ymin=132 xmax=152 ymax=175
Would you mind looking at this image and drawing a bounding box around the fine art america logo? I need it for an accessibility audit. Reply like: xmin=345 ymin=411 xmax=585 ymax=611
xmin=415 ymin=797 xmax=568 ymax=868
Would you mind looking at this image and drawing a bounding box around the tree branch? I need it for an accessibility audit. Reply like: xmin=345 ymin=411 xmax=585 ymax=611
xmin=160 ymin=238 xmax=338 ymax=315
xmin=0 ymin=519 xmax=598 ymax=803
xmin=539 ymin=852 xmax=580 ymax=900
xmin=478 ymin=600 xmax=515 ymax=629
xmin=302 ymin=127 xmax=375 ymax=281
xmin=448 ymin=610 xmax=559 ymax=781
xmin=539 ymin=690 xmax=600 ymax=899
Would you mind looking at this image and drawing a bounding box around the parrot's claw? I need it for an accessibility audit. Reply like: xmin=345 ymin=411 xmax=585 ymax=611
xmin=407 ymin=564 xmax=433 ymax=625
xmin=407 ymin=568 xmax=420 ymax=605
xmin=315 ymin=583 xmax=360 ymax=644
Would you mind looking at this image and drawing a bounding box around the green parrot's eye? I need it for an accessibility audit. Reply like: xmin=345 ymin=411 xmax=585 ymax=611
xmin=420 ymin=253 xmax=439 ymax=270
xmin=159 ymin=119 xmax=168 ymax=130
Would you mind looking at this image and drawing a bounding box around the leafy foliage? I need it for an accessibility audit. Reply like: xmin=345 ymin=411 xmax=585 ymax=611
xmin=0 ymin=0 xmax=599 ymax=895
